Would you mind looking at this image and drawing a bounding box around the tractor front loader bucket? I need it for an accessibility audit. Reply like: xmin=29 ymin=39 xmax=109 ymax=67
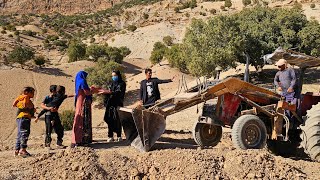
xmin=118 ymin=107 xmax=166 ymax=152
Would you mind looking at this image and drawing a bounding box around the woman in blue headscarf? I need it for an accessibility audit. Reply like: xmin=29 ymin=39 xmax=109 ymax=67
xmin=72 ymin=70 xmax=96 ymax=147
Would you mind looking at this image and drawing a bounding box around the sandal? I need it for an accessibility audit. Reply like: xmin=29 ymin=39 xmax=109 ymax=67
xmin=18 ymin=150 xmax=31 ymax=158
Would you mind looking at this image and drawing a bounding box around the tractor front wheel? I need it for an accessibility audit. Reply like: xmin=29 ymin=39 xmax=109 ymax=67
xmin=232 ymin=115 xmax=267 ymax=149
xmin=193 ymin=123 xmax=222 ymax=147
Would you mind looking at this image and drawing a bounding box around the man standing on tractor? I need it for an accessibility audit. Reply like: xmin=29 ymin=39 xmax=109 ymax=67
xmin=274 ymin=58 xmax=297 ymax=103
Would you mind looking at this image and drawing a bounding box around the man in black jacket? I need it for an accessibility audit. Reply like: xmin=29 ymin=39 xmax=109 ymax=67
xmin=139 ymin=68 xmax=174 ymax=108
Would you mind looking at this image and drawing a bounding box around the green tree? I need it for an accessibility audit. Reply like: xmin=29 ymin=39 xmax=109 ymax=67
xmin=150 ymin=42 xmax=168 ymax=65
xmin=298 ymin=20 xmax=320 ymax=56
xmin=67 ymin=40 xmax=86 ymax=62
xmin=8 ymin=46 xmax=34 ymax=66
xmin=105 ymin=46 xmax=124 ymax=63
xmin=225 ymin=0 xmax=232 ymax=8
xmin=86 ymin=59 xmax=123 ymax=88
xmin=182 ymin=17 xmax=242 ymax=76
xmin=242 ymin=0 xmax=251 ymax=6
xmin=165 ymin=44 xmax=187 ymax=72
xmin=86 ymin=44 xmax=107 ymax=61
xmin=163 ymin=36 xmax=173 ymax=46
xmin=119 ymin=46 xmax=131 ymax=57
xmin=34 ymin=55 xmax=46 ymax=67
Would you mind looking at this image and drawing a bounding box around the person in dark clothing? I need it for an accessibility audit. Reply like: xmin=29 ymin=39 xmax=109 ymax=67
xmin=139 ymin=68 xmax=174 ymax=108
xmin=36 ymin=86 xmax=74 ymax=120
xmin=98 ymin=70 xmax=126 ymax=142
xmin=36 ymin=85 xmax=73 ymax=148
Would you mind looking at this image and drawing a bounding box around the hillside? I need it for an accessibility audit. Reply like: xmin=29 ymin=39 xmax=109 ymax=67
xmin=1 ymin=0 xmax=320 ymax=179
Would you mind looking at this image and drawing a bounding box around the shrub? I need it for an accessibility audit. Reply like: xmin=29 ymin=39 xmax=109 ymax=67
xmin=1 ymin=30 xmax=6 ymax=34
xmin=210 ymin=9 xmax=217 ymax=15
xmin=8 ymin=34 xmax=13 ymax=37
xmin=14 ymin=31 xmax=20 ymax=35
xmin=86 ymin=59 xmax=124 ymax=88
xmin=225 ymin=0 xmax=232 ymax=8
xmin=242 ymin=0 xmax=251 ymax=6
xmin=42 ymin=28 xmax=48 ymax=33
xmin=310 ymin=3 xmax=316 ymax=9
xmin=119 ymin=46 xmax=131 ymax=57
xmin=174 ymin=7 xmax=180 ymax=13
xmin=150 ymin=42 xmax=168 ymax=65
xmin=8 ymin=46 xmax=35 ymax=65
xmin=163 ymin=36 xmax=173 ymax=46
xmin=59 ymin=110 xmax=75 ymax=131
xmin=90 ymin=37 xmax=95 ymax=43
xmin=34 ymin=55 xmax=46 ymax=67
xmin=22 ymin=30 xmax=36 ymax=37
xmin=143 ymin=13 xmax=149 ymax=19
xmin=105 ymin=46 xmax=124 ymax=63
xmin=127 ymin=25 xmax=137 ymax=32
xmin=86 ymin=44 xmax=107 ymax=61
xmin=200 ymin=12 xmax=207 ymax=16
xmin=67 ymin=40 xmax=86 ymax=62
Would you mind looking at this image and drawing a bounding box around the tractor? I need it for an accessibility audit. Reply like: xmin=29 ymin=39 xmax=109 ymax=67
xmin=118 ymin=48 xmax=320 ymax=161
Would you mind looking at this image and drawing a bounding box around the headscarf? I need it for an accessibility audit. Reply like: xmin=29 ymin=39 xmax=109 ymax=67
xmin=75 ymin=70 xmax=90 ymax=105
xmin=113 ymin=70 xmax=123 ymax=82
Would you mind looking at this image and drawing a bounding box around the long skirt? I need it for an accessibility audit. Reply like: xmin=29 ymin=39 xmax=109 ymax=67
xmin=82 ymin=99 xmax=92 ymax=144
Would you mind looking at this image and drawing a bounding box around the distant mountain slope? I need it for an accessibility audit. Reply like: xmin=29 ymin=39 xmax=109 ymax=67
xmin=0 ymin=0 xmax=118 ymax=15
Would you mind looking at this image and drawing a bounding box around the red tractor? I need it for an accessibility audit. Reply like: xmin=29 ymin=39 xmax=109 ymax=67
xmin=118 ymin=49 xmax=320 ymax=161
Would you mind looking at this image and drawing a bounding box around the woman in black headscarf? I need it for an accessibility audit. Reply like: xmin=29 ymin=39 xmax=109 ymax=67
xmin=99 ymin=70 xmax=126 ymax=142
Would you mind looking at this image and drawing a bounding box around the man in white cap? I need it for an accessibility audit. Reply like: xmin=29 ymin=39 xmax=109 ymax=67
xmin=274 ymin=58 xmax=297 ymax=102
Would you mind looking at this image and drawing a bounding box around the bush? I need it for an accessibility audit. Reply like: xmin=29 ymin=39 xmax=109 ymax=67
xmin=86 ymin=59 xmax=124 ymax=88
xmin=143 ymin=13 xmax=149 ymax=19
xmin=242 ymin=0 xmax=251 ymax=6
xmin=14 ymin=31 xmax=20 ymax=35
xmin=174 ymin=7 xmax=180 ymax=13
xmin=8 ymin=34 xmax=13 ymax=37
xmin=59 ymin=110 xmax=75 ymax=131
xmin=165 ymin=44 xmax=187 ymax=72
xmin=163 ymin=36 xmax=173 ymax=46
xmin=90 ymin=37 xmax=95 ymax=43
xmin=210 ymin=9 xmax=217 ymax=15
xmin=1 ymin=30 xmax=6 ymax=34
xmin=127 ymin=25 xmax=137 ymax=32
xmin=86 ymin=44 xmax=107 ymax=61
xmin=225 ymin=0 xmax=232 ymax=8
xmin=150 ymin=42 xmax=168 ymax=65
xmin=105 ymin=46 xmax=124 ymax=63
xmin=200 ymin=12 xmax=207 ymax=16
xmin=22 ymin=30 xmax=36 ymax=37
xmin=34 ymin=56 xmax=46 ymax=67
xmin=67 ymin=40 xmax=86 ymax=62
xmin=8 ymin=46 xmax=34 ymax=65
xmin=310 ymin=3 xmax=316 ymax=9
xmin=119 ymin=46 xmax=131 ymax=57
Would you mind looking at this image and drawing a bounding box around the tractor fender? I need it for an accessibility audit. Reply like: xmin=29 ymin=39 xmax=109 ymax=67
xmin=197 ymin=115 xmax=223 ymax=126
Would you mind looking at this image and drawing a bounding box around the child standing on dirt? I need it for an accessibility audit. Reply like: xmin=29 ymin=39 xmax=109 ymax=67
xmin=35 ymin=85 xmax=73 ymax=148
xmin=12 ymin=87 xmax=36 ymax=157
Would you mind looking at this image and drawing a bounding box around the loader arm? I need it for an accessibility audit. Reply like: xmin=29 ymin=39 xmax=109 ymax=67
xmin=118 ymin=77 xmax=281 ymax=152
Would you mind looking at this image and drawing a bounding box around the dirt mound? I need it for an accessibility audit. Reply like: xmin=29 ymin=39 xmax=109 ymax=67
xmin=98 ymin=147 xmax=309 ymax=179
xmin=29 ymin=147 xmax=107 ymax=179
xmin=224 ymin=150 xmax=307 ymax=179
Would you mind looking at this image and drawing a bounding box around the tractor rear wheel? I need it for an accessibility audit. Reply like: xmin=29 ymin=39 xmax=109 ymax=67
xmin=300 ymin=103 xmax=320 ymax=161
xmin=232 ymin=115 xmax=267 ymax=149
xmin=193 ymin=123 xmax=222 ymax=147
